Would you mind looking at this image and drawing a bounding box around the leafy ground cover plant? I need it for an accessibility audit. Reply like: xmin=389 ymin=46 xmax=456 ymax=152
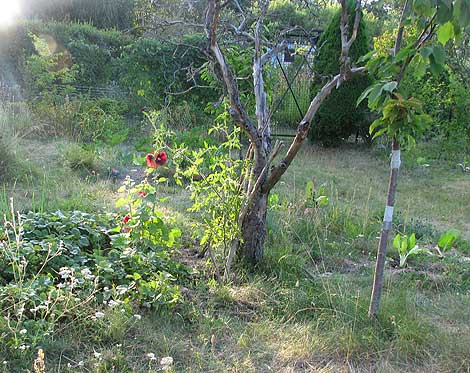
xmin=436 ymin=228 xmax=461 ymax=256
xmin=0 ymin=196 xmax=186 ymax=356
xmin=392 ymin=232 xmax=429 ymax=267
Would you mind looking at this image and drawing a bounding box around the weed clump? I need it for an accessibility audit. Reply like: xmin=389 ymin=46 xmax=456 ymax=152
xmin=63 ymin=143 xmax=98 ymax=172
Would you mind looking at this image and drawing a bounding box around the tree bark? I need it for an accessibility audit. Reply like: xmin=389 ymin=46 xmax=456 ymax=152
xmin=368 ymin=139 xmax=400 ymax=318
xmin=240 ymin=190 xmax=269 ymax=263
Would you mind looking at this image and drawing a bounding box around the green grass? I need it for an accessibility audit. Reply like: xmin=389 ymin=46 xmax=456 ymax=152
xmin=1 ymin=135 xmax=470 ymax=372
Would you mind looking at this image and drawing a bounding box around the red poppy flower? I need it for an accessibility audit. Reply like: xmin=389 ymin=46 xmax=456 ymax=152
xmin=122 ymin=214 xmax=131 ymax=224
xmin=146 ymin=153 xmax=157 ymax=169
xmin=138 ymin=191 xmax=147 ymax=198
xmin=124 ymin=227 xmax=131 ymax=232
xmin=155 ymin=151 xmax=167 ymax=166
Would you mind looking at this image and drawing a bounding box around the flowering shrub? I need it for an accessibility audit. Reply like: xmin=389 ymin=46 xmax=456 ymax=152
xmin=0 ymin=202 xmax=186 ymax=356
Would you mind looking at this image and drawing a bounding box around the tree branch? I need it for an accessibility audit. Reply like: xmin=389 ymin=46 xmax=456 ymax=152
xmin=205 ymin=0 xmax=262 ymax=152
xmin=263 ymin=0 xmax=364 ymax=192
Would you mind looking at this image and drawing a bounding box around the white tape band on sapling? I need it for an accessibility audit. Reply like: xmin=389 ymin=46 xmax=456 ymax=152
xmin=391 ymin=149 xmax=401 ymax=169
xmin=383 ymin=205 xmax=394 ymax=222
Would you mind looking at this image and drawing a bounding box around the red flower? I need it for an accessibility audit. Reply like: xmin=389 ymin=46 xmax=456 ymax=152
xmin=155 ymin=152 xmax=167 ymax=166
xmin=146 ymin=153 xmax=157 ymax=169
xmin=138 ymin=191 xmax=147 ymax=198
xmin=124 ymin=227 xmax=131 ymax=232
xmin=122 ymin=214 xmax=131 ymax=224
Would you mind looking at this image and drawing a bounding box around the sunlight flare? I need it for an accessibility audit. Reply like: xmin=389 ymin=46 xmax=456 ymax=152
xmin=0 ymin=0 xmax=21 ymax=27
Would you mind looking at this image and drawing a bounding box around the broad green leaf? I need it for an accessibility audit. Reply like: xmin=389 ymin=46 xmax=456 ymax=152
xmin=382 ymin=81 xmax=398 ymax=93
xmin=368 ymin=84 xmax=385 ymax=109
xmin=393 ymin=234 xmax=401 ymax=250
xmin=454 ymin=0 xmax=470 ymax=27
xmin=357 ymin=84 xmax=377 ymax=106
xmin=420 ymin=46 xmax=433 ymax=59
xmin=438 ymin=229 xmax=460 ymax=250
xmin=432 ymin=45 xmax=446 ymax=64
xmin=409 ymin=233 xmax=416 ymax=249
xmin=412 ymin=54 xmax=427 ymax=79
xmin=315 ymin=195 xmax=329 ymax=208
xmin=371 ymin=127 xmax=388 ymax=139
xmin=429 ymin=56 xmax=444 ymax=75
xmin=436 ymin=0 xmax=453 ymax=23
xmin=437 ymin=21 xmax=454 ymax=44
xmin=401 ymin=240 xmax=408 ymax=253
xmin=413 ymin=0 xmax=435 ymax=16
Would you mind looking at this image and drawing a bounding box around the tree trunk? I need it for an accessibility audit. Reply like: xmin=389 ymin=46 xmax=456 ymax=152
xmin=240 ymin=190 xmax=269 ymax=263
xmin=368 ymin=139 xmax=400 ymax=318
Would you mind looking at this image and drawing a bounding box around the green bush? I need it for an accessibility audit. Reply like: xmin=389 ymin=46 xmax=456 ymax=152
xmin=77 ymin=97 xmax=129 ymax=145
xmin=119 ymin=33 xmax=216 ymax=112
xmin=310 ymin=6 xmax=372 ymax=147
xmin=403 ymin=69 xmax=470 ymax=157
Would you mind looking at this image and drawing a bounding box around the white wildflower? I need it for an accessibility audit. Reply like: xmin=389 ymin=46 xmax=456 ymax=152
xmin=108 ymin=300 xmax=120 ymax=308
xmin=58 ymin=267 xmax=72 ymax=279
xmin=146 ymin=353 xmax=157 ymax=361
xmin=160 ymin=356 xmax=173 ymax=369
xmin=19 ymin=329 xmax=27 ymax=335
xmin=80 ymin=268 xmax=95 ymax=280
xmin=78 ymin=361 xmax=85 ymax=367
xmin=94 ymin=351 xmax=101 ymax=359
xmin=133 ymin=314 xmax=142 ymax=320
xmin=94 ymin=311 xmax=105 ymax=319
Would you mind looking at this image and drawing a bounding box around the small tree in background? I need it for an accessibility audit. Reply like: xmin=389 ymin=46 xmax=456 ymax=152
xmin=310 ymin=6 xmax=372 ymax=146
xmin=360 ymin=0 xmax=470 ymax=318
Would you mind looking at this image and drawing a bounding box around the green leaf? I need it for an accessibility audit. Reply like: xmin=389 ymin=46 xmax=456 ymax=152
xmin=357 ymin=85 xmax=376 ymax=107
xmin=409 ymin=233 xmax=416 ymax=249
xmin=368 ymin=83 xmax=385 ymax=109
xmin=401 ymin=240 xmax=408 ymax=253
xmin=315 ymin=195 xmax=329 ymax=208
xmin=429 ymin=56 xmax=444 ymax=75
xmin=436 ymin=0 xmax=453 ymax=23
xmin=420 ymin=46 xmax=433 ymax=59
xmin=432 ymin=45 xmax=446 ymax=64
xmin=382 ymin=81 xmax=398 ymax=93
xmin=437 ymin=21 xmax=454 ymax=44
xmin=412 ymin=55 xmax=427 ymax=79
xmin=413 ymin=0 xmax=435 ymax=16
xmin=454 ymin=0 xmax=470 ymax=27
xmin=393 ymin=234 xmax=401 ymax=250
xmin=438 ymin=229 xmax=460 ymax=251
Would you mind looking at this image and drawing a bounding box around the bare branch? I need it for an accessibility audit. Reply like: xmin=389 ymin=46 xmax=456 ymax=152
xmin=205 ymin=0 xmax=262 ymax=151
xmin=264 ymin=66 xmax=365 ymax=192
xmin=263 ymin=0 xmax=364 ymax=191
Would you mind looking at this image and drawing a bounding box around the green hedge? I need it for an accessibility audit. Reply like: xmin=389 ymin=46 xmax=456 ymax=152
xmin=310 ymin=5 xmax=372 ymax=147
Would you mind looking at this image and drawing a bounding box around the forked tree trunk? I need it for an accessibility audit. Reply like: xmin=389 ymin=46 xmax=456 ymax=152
xmin=368 ymin=139 xmax=400 ymax=318
xmin=205 ymin=0 xmax=364 ymax=269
